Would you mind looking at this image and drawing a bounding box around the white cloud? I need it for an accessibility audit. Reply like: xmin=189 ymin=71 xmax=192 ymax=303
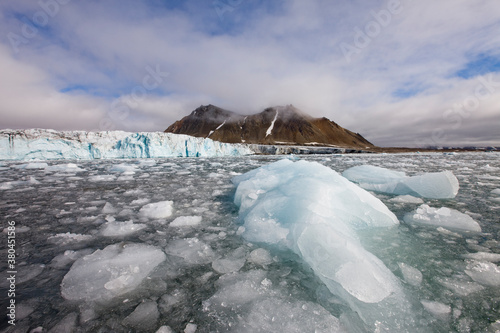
xmin=0 ymin=0 xmax=498 ymax=146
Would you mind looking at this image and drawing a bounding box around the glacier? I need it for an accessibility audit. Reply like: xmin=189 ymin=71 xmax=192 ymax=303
xmin=342 ymin=164 xmax=459 ymax=199
xmin=232 ymin=159 xmax=418 ymax=331
xmin=0 ymin=129 xmax=253 ymax=160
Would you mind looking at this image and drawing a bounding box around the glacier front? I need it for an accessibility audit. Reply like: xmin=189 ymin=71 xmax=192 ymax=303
xmin=0 ymin=129 xmax=253 ymax=160
xmin=232 ymin=160 xmax=420 ymax=331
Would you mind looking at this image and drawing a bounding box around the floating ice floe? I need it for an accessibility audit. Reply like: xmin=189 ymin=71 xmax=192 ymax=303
xmin=165 ymin=237 xmax=215 ymax=265
xmin=61 ymin=243 xmax=166 ymax=304
xmin=203 ymin=269 xmax=345 ymax=333
xmin=170 ymin=215 xmax=202 ymax=227
xmin=398 ymin=262 xmax=423 ymax=286
xmin=465 ymin=261 xmax=500 ymax=287
xmin=490 ymin=189 xmax=500 ymax=203
xmin=46 ymin=163 xmax=85 ymax=173
xmin=389 ymin=195 xmax=424 ymax=204
xmin=342 ymin=165 xmax=459 ymax=199
xmin=403 ymin=204 xmax=481 ymax=232
xmin=100 ymin=220 xmax=147 ymax=237
xmin=463 ymin=252 xmax=500 ymax=262
xmin=420 ymin=300 xmax=451 ymax=320
xmin=232 ymin=159 xmax=416 ymax=331
xmin=13 ymin=162 xmax=49 ymax=169
xmin=140 ymin=201 xmax=174 ymax=219
xmin=48 ymin=232 xmax=94 ymax=246
xmin=109 ymin=163 xmax=139 ymax=174
xmin=122 ymin=300 xmax=160 ymax=330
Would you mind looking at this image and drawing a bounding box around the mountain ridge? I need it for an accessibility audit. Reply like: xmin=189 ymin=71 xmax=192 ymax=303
xmin=165 ymin=104 xmax=374 ymax=148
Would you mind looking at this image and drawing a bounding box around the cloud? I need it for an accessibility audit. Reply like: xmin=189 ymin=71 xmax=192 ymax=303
xmin=0 ymin=0 xmax=499 ymax=146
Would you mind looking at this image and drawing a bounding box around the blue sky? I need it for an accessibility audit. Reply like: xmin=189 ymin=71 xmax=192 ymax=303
xmin=0 ymin=0 xmax=499 ymax=147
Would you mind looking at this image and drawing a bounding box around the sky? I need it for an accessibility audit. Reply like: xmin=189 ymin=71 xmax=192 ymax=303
xmin=1 ymin=0 xmax=499 ymax=147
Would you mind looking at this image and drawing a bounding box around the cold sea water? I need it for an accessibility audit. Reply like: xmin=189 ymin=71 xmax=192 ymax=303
xmin=0 ymin=152 xmax=499 ymax=332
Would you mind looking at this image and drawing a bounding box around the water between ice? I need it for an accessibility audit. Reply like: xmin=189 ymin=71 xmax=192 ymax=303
xmin=0 ymin=152 xmax=499 ymax=332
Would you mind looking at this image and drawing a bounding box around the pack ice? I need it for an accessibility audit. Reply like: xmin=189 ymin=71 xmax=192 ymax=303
xmin=61 ymin=243 xmax=166 ymax=304
xmin=0 ymin=129 xmax=252 ymax=160
xmin=232 ymin=160 xmax=417 ymax=331
xmin=342 ymin=165 xmax=459 ymax=199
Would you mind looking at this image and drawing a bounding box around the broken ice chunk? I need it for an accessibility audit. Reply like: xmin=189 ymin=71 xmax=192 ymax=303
xmin=61 ymin=243 xmax=166 ymax=304
xmin=100 ymin=220 xmax=147 ymax=237
xmin=403 ymin=204 xmax=481 ymax=232
xmin=170 ymin=216 xmax=202 ymax=227
xmin=465 ymin=261 xmax=500 ymax=287
xmin=122 ymin=301 xmax=159 ymax=330
xmin=398 ymin=263 xmax=423 ymax=286
xmin=343 ymin=165 xmax=459 ymax=199
xmin=165 ymin=238 xmax=215 ymax=265
xmin=420 ymin=300 xmax=451 ymax=320
xmin=388 ymin=195 xmax=424 ymax=204
xmin=140 ymin=201 xmax=174 ymax=219
xmin=248 ymin=248 xmax=273 ymax=267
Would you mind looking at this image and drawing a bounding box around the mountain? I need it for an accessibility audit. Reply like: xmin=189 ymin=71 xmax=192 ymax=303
xmin=165 ymin=104 xmax=374 ymax=148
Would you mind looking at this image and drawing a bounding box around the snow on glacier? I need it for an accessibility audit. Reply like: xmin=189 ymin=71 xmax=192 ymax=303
xmin=232 ymin=159 xmax=417 ymax=331
xmin=0 ymin=129 xmax=253 ymax=160
xmin=342 ymin=164 xmax=459 ymax=199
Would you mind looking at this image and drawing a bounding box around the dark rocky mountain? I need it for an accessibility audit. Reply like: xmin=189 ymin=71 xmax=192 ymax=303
xmin=165 ymin=104 xmax=374 ymax=148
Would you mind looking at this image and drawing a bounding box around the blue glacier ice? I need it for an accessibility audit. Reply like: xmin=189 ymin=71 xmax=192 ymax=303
xmin=342 ymin=164 xmax=459 ymax=199
xmin=0 ymin=129 xmax=253 ymax=160
xmin=232 ymin=160 xmax=421 ymax=332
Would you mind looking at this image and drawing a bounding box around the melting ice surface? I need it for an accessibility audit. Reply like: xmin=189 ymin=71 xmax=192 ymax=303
xmin=1 ymin=153 xmax=500 ymax=332
xmin=232 ymin=160 xmax=416 ymax=331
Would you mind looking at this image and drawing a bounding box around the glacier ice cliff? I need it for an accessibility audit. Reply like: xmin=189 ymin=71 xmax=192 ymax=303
xmin=0 ymin=129 xmax=253 ymax=160
xmin=232 ymin=160 xmax=421 ymax=332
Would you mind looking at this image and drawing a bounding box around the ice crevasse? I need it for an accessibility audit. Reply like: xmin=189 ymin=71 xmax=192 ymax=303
xmin=232 ymin=159 xmax=419 ymax=331
xmin=342 ymin=164 xmax=459 ymax=199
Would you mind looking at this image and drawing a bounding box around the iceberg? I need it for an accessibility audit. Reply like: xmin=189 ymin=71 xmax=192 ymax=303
xmin=403 ymin=204 xmax=481 ymax=232
xmin=342 ymin=165 xmax=459 ymax=199
xmin=232 ymin=160 xmax=418 ymax=331
xmin=0 ymin=129 xmax=253 ymax=160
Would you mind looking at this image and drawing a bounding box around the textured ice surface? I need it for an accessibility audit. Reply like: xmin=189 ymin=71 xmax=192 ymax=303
xmin=139 ymin=201 xmax=174 ymax=219
xmin=170 ymin=215 xmax=202 ymax=227
xmin=61 ymin=243 xmax=166 ymax=304
xmin=404 ymin=204 xmax=481 ymax=232
xmin=421 ymin=300 xmax=451 ymax=320
xmin=100 ymin=220 xmax=147 ymax=237
xmin=343 ymin=165 xmax=459 ymax=199
xmin=165 ymin=238 xmax=215 ymax=265
xmin=465 ymin=261 xmax=500 ymax=287
xmin=232 ymin=160 xmax=417 ymax=331
xmin=203 ymin=270 xmax=345 ymax=333
xmin=398 ymin=262 xmax=423 ymax=286
xmin=0 ymin=129 xmax=253 ymax=160
xmin=122 ymin=301 xmax=160 ymax=330
xmin=389 ymin=195 xmax=424 ymax=204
